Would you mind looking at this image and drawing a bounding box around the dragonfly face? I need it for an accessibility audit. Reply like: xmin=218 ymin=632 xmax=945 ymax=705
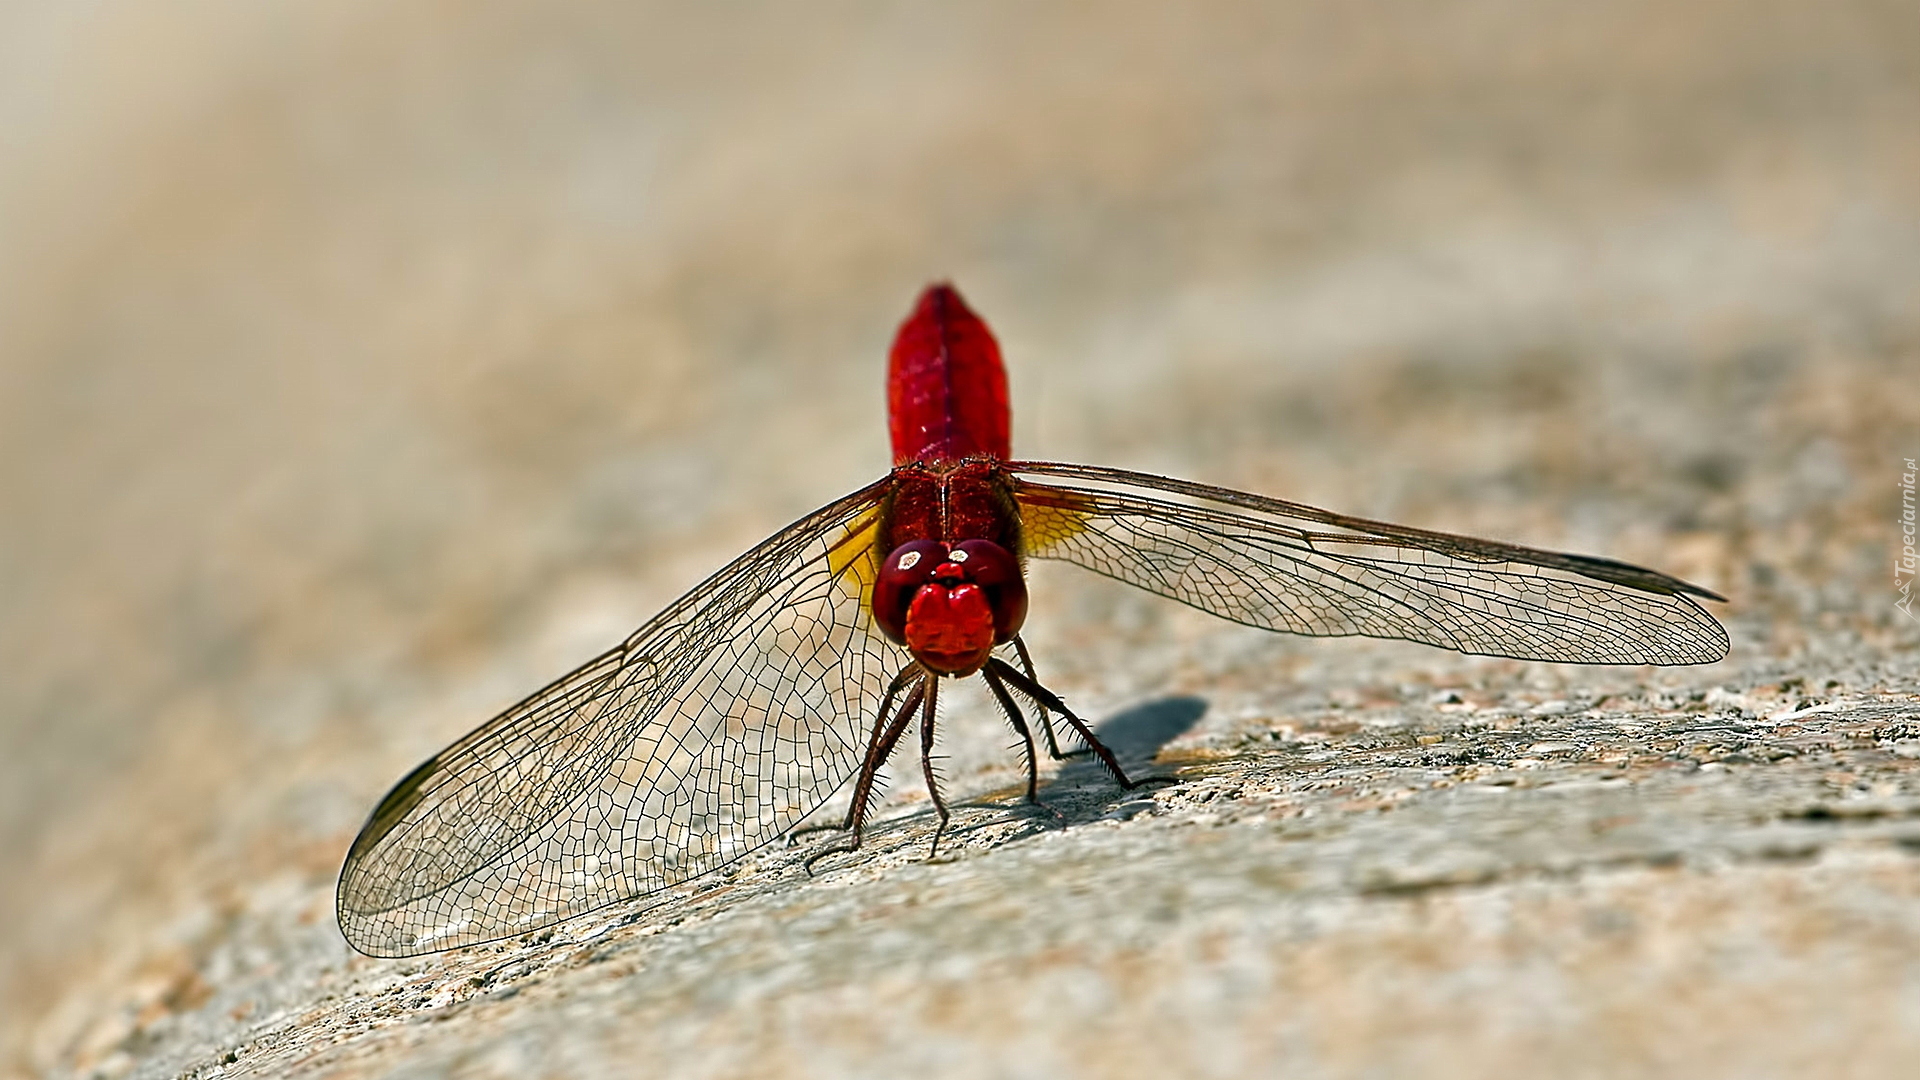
xmin=337 ymin=281 xmax=1729 ymax=958
xmin=871 ymin=537 xmax=1027 ymax=674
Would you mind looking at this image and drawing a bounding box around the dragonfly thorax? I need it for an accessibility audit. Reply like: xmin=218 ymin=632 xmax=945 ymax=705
xmin=872 ymin=538 xmax=1027 ymax=674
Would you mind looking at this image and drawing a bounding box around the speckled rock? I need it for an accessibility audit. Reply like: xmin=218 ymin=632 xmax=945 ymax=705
xmin=3 ymin=3 xmax=1918 ymax=1079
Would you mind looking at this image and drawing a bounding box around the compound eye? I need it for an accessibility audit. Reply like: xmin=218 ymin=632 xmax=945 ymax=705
xmin=948 ymin=539 xmax=1027 ymax=642
xmin=949 ymin=539 xmax=1018 ymax=585
xmin=872 ymin=540 xmax=948 ymax=644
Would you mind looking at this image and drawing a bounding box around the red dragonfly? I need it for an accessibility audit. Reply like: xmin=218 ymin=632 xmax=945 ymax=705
xmin=338 ymin=284 xmax=1727 ymax=955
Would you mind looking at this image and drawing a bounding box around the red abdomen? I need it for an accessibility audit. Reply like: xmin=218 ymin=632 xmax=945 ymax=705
xmin=887 ymin=284 xmax=1011 ymax=465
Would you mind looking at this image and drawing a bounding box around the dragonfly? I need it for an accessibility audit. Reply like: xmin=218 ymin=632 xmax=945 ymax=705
xmin=337 ymin=283 xmax=1728 ymax=956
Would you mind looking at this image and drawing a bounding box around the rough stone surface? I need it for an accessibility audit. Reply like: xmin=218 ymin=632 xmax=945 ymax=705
xmin=3 ymin=3 xmax=1918 ymax=1078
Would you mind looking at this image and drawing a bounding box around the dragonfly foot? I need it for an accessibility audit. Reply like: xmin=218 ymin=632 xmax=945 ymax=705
xmin=786 ymin=820 xmax=849 ymax=847
xmin=802 ymin=838 xmax=861 ymax=874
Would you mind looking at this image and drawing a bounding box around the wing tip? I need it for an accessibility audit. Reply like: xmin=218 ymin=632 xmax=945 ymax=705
xmin=1682 ymin=581 xmax=1729 ymax=603
xmin=342 ymin=754 xmax=441 ymax=869
xmin=1562 ymin=552 xmax=1728 ymax=604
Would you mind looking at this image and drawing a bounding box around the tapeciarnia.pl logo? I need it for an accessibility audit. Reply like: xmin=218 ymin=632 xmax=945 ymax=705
xmin=1899 ymin=457 xmax=1917 ymax=623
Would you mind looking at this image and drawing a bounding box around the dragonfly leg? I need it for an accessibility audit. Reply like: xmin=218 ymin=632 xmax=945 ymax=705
xmin=789 ymin=662 xmax=917 ymax=843
xmin=986 ymin=658 xmax=1169 ymax=792
xmin=803 ymin=674 xmax=925 ymax=873
xmin=1013 ymin=636 xmax=1086 ymax=761
xmin=917 ymin=676 xmax=951 ymax=858
xmin=981 ymin=662 xmax=1044 ymax=805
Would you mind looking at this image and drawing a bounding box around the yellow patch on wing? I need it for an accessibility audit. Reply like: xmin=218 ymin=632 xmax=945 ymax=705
xmin=1016 ymin=484 xmax=1097 ymax=556
xmin=827 ymin=503 xmax=884 ymax=610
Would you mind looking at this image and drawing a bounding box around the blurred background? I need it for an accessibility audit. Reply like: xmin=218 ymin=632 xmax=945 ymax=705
xmin=2 ymin=1 xmax=1916 ymax=1076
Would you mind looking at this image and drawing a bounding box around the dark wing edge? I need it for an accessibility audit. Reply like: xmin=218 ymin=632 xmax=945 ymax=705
xmin=337 ymin=476 xmax=897 ymax=956
xmin=1009 ymin=460 xmax=1728 ymax=666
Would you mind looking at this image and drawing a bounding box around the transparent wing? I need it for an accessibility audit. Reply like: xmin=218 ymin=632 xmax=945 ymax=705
xmin=1011 ymin=461 xmax=1728 ymax=665
xmin=337 ymin=477 xmax=898 ymax=956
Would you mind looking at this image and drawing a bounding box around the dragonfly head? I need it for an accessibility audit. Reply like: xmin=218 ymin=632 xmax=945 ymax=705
xmin=872 ymin=538 xmax=1027 ymax=675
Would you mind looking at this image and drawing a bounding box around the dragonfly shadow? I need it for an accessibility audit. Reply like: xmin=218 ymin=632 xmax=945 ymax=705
xmin=1032 ymin=694 xmax=1207 ymax=822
